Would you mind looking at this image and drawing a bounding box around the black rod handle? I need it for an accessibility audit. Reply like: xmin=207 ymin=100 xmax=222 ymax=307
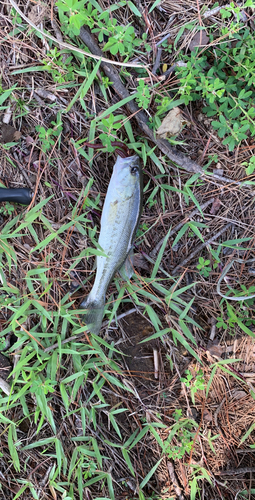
xmin=0 ymin=188 xmax=33 ymax=205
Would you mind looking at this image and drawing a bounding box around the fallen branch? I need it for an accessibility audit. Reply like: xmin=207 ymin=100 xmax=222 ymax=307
xmin=218 ymin=467 xmax=255 ymax=476
xmin=79 ymin=26 xmax=203 ymax=175
xmin=202 ymin=4 xmax=229 ymax=18
xmin=78 ymin=27 xmax=255 ymax=187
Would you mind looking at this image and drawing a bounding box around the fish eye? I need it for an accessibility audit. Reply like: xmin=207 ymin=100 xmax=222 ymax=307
xmin=130 ymin=165 xmax=139 ymax=175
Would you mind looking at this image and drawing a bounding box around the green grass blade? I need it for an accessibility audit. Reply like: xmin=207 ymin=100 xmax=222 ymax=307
xmin=151 ymin=227 xmax=172 ymax=279
xmin=140 ymin=457 xmax=163 ymax=488
xmin=172 ymin=329 xmax=201 ymax=363
xmin=64 ymin=59 xmax=102 ymax=113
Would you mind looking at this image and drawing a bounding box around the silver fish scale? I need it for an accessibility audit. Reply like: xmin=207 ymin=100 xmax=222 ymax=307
xmin=81 ymin=155 xmax=142 ymax=334
xmin=93 ymin=190 xmax=140 ymax=299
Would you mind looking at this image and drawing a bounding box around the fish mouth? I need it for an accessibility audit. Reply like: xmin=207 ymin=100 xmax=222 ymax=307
xmin=114 ymin=154 xmax=140 ymax=172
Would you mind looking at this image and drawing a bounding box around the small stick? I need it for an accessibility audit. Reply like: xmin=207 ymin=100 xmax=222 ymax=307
xmin=152 ymin=48 xmax=162 ymax=75
xmin=153 ymin=349 xmax=159 ymax=379
xmin=236 ymin=449 xmax=255 ymax=453
xmin=203 ymin=171 xmax=254 ymax=188
xmin=203 ymin=4 xmax=230 ymax=19
xmin=209 ymin=317 xmax=217 ymax=341
xmin=161 ymin=60 xmax=187 ymax=80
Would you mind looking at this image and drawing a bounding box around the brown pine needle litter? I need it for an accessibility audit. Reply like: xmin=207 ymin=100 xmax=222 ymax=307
xmin=0 ymin=1 xmax=255 ymax=499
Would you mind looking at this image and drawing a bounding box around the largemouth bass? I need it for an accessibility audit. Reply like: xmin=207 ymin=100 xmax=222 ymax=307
xmin=81 ymin=155 xmax=143 ymax=334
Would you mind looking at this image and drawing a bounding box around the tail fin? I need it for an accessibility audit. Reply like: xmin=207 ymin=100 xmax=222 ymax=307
xmin=80 ymin=296 xmax=105 ymax=335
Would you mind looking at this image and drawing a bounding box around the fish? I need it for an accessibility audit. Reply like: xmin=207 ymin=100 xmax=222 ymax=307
xmin=81 ymin=155 xmax=143 ymax=334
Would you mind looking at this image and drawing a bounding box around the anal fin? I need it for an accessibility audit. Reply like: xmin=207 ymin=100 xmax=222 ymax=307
xmin=118 ymin=249 xmax=134 ymax=281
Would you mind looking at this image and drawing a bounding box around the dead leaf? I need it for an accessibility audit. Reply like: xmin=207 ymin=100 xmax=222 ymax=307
xmin=203 ymin=408 xmax=213 ymax=422
xmin=74 ymin=414 xmax=83 ymax=436
xmin=20 ymin=49 xmax=29 ymax=63
xmin=206 ymin=343 xmax=224 ymax=359
xmin=189 ymin=31 xmax=209 ymax=52
xmin=231 ymin=390 xmax=247 ymax=400
xmin=156 ymin=107 xmax=190 ymax=139
xmin=24 ymin=152 xmax=38 ymax=164
xmin=25 ymin=135 xmax=35 ymax=146
xmin=119 ymin=313 xmax=156 ymax=382
xmin=28 ymin=3 xmax=50 ymax=25
xmin=13 ymin=130 xmax=22 ymax=141
xmin=35 ymin=88 xmax=56 ymax=102
xmin=0 ymin=123 xmax=21 ymax=143
xmin=70 ymin=280 xmax=80 ymax=294
xmin=49 ymin=485 xmax=57 ymax=500
xmin=23 ymin=235 xmax=35 ymax=248
xmin=133 ymin=253 xmax=150 ymax=271
xmin=3 ymin=107 xmax=12 ymax=124
xmin=210 ymin=198 xmax=221 ymax=215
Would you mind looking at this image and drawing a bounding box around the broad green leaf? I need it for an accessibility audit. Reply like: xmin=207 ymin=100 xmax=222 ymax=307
xmin=22 ymin=436 xmax=56 ymax=450
xmin=139 ymin=327 xmax=171 ymax=343
xmin=149 ymin=0 xmax=162 ymax=12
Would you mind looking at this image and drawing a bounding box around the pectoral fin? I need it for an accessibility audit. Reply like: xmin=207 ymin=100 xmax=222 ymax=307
xmin=119 ymin=250 xmax=134 ymax=281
